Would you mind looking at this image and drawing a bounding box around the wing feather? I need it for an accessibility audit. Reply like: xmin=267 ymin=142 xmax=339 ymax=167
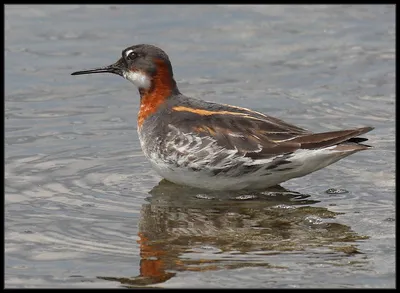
xmin=166 ymin=102 xmax=373 ymax=162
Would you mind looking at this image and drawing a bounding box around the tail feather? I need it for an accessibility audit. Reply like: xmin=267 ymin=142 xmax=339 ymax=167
xmin=346 ymin=137 xmax=369 ymax=143
xmin=291 ymin=126 xmax=374 ymax=150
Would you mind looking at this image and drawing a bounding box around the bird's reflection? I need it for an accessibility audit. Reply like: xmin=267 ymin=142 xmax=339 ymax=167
xmin=99 ymin=180 xmax=367 ymax=287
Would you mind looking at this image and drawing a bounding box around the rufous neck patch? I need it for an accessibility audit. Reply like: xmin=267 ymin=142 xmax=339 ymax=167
xmin=137 ymin=59 xmax=177 ymax=128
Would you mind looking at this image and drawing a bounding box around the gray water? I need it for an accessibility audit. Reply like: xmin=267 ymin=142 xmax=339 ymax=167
xmin=4 ymin=5 xmax=395 ymax=288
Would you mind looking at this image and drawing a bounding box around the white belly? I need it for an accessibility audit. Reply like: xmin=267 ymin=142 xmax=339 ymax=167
xmin=149 ymin=160 xmax=264 ymax=190
xmin=146 ymin=147 xmax=353 ymax=191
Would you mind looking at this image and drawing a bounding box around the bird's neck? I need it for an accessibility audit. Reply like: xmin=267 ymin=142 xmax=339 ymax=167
xmin=137 ymin=61 xmax=179 ymax=128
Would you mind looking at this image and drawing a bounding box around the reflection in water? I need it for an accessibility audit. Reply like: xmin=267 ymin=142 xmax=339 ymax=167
xmin=99 ymin=180 xmax=368 ymax=287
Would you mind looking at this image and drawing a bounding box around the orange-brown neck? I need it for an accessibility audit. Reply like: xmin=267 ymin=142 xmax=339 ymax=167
xmin=137 ymin=59 xmax=178 ymax=128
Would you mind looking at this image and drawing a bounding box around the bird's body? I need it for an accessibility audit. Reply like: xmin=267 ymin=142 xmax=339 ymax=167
xmin=72 ymin=44 xmax=373 ymax=191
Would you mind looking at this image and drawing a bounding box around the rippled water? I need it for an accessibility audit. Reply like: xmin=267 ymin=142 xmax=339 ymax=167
xmin=5 ymin=5 xmax=395 ymax=288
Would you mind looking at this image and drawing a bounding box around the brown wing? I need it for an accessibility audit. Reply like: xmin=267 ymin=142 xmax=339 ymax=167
xmin=169 ymin=105 xmax=303 ymax=159
xmin=168 ymin=104 xmax=373 ymax=160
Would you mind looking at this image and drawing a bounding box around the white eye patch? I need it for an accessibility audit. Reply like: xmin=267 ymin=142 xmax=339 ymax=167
xmin=125 ymin=49 xmax=133 ymax=58
xmin=124 ymin=49 xmax=134 ymax=58
xmin=123 ymin=71 xmax=151 ymax=89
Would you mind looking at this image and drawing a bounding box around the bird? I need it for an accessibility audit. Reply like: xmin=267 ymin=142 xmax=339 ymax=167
xmin=71 ymin=44 xmax=373 ymax=191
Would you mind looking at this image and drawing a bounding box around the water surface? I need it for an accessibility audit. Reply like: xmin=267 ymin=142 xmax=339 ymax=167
xmin=5 ymin=4 xmax=395 ymax=288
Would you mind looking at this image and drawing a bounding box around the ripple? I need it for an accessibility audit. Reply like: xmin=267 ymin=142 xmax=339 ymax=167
xmin=326 ymin=188 xmax=349 ymax=195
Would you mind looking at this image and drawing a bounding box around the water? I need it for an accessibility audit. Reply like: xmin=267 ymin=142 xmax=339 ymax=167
xmin=5 ymin=4 xmax=395 ymax=288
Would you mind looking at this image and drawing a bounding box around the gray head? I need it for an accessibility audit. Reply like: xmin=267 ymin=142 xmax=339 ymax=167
xmin=71 ymin=44 xmax=176 ymax=91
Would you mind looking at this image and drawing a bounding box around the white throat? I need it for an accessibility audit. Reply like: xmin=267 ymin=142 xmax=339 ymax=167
xmin=123 ymin=71 xmax=151 ymax=89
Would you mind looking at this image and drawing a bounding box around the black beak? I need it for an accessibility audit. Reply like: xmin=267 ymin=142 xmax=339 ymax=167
xmin=71 ymin=58 xmax=125 ymax=76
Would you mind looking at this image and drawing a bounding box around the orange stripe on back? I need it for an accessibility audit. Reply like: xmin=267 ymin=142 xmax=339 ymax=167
xmin=172 ymin=106 xmax=256 ymax=117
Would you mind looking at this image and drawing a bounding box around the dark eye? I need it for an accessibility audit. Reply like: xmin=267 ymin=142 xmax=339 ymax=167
xmin=126 ymin=51 xmax=137 ymax=61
